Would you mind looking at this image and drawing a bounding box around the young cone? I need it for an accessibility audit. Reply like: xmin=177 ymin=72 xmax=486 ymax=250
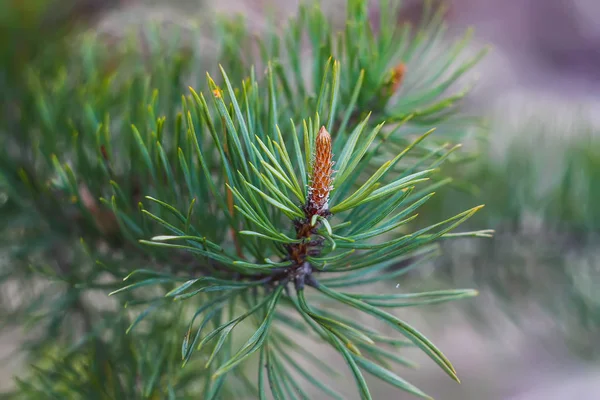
xmin=307 ymin=126 xmax=334 ymax=217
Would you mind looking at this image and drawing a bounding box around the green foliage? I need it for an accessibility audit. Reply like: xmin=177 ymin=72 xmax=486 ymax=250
xmin=421 ymin=116 xmax=600 ymax=232
xmin=0 ymin=1 xmax=489 ymax=398
xmin=409 ymin=111 xmax=600 ymax=359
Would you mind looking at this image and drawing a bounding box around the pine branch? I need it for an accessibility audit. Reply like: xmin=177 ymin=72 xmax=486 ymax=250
xmin=0 ymin=1 xmax=491 ymax=398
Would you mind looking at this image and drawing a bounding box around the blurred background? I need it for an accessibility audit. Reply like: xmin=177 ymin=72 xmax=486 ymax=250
xmin=1 ymin=0 xmax=599 ymax=398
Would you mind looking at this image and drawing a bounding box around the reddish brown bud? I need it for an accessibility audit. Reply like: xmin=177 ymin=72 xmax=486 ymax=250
xmin=79 ymin=183 xmax=118 ymax=235
xmin=391 ymin=63 xmax=406 ymax=92
xmin=384 ymin=63 xmax=406 ymax=97
xmin=100 ymin=145 xmax=109 ymax=161
xmin=308 ymin=126 xmax=333 ymax=216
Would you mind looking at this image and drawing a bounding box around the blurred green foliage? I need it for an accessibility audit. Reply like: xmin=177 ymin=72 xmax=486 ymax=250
xmin=411 ymin=113 xmax=600 ymax=357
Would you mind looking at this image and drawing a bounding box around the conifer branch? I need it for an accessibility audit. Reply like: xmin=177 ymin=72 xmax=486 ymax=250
xmin=0 ymin=1 xmax=491 ymax=398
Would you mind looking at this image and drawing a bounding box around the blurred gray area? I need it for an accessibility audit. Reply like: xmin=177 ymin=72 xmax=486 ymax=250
xmin=2 ymin=0 xmax=600 ymax=398
xmin=449 ymin=0 xmax=600 ymax=96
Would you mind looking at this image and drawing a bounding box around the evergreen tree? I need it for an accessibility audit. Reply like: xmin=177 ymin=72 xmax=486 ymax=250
xmin=0 ymin=1 xmax=490 ymax=398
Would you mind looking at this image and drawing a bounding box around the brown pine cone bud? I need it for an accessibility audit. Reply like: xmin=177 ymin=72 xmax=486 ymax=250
xmin=307 ymin=126 xmax=334 ymax=217
xmin=389 ymin=63 xmax=406 ymax=94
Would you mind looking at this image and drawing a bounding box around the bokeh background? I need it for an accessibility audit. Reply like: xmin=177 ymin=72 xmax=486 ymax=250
xmin=1 ymin=0 xmax=599 ymax=398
